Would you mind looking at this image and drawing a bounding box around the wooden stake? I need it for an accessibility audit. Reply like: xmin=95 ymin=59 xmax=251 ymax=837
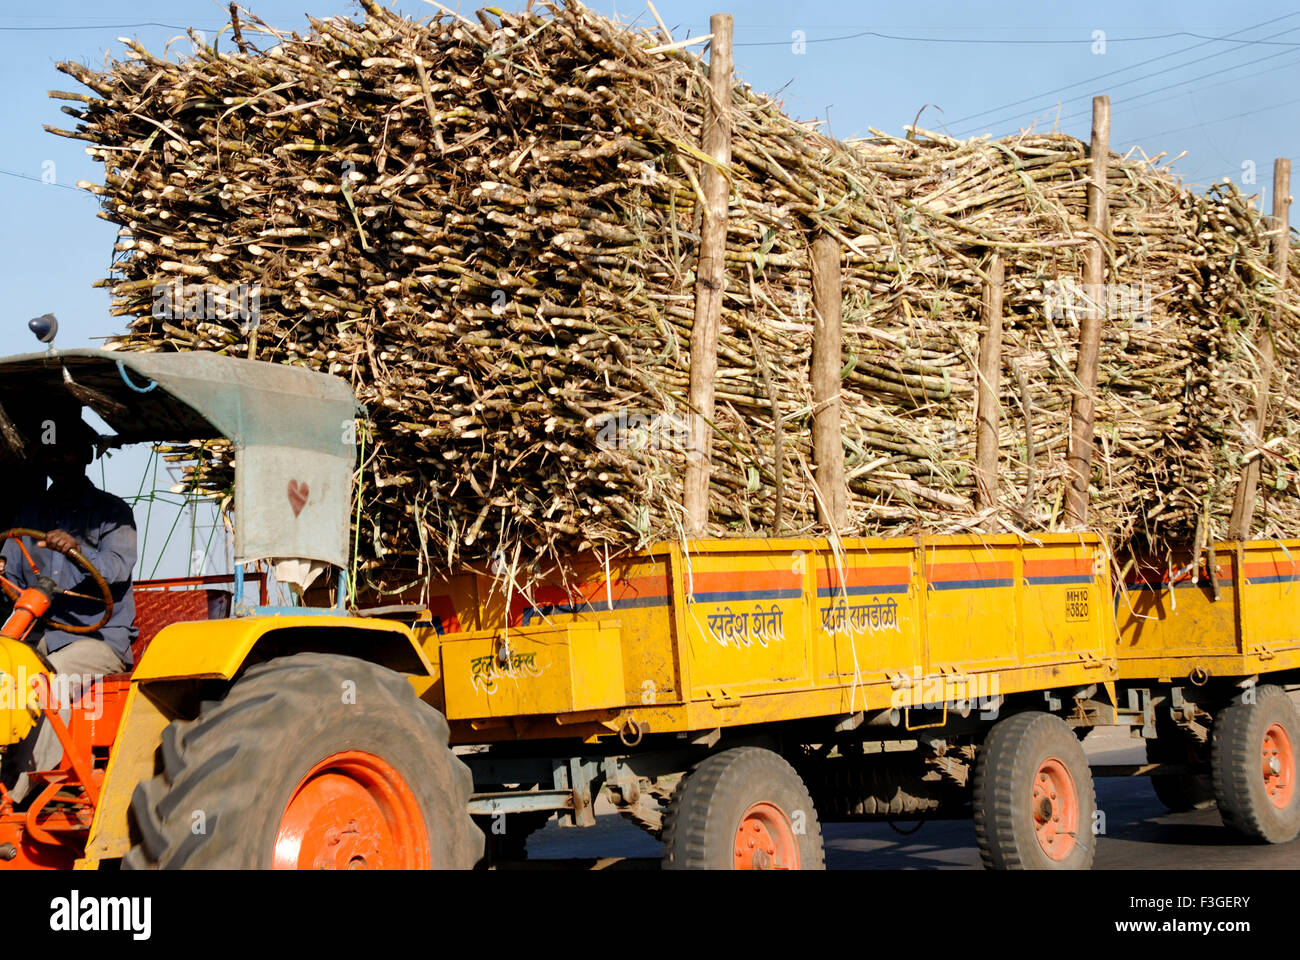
xmin=811 ymin=233 xmax=847 ymax=528
xmin=1229 ymin=157 xmax=1291 ymax=540
xmin=1064 ymin=94 xmax=1110 ymax=528
xmin=683 ymin=13 xmax=733 ymax=537
xmin=975 ymin=252 xmax=1004 ymax=510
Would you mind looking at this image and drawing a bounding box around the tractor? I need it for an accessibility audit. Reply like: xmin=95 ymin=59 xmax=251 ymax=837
xmin=0 ymin=348 xmax=483 ymax=868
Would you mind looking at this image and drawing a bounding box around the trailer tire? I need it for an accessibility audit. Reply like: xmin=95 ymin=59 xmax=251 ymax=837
xmin=662 ymin=747 xmax=824 ymax=870
xmin=1211 ymin=684 xmax=1300 ymax=844
xmin=973 ymin=711 xmax=1096 ymax=870
xmin=123 ymin=652 xmax=482 ymax=869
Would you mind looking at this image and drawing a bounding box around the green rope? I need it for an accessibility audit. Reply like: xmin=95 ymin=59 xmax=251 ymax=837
xmin=148 ymin=493 xmax=191 ymax=579
xmin=135 ymin=447 xmax=158 ymax=580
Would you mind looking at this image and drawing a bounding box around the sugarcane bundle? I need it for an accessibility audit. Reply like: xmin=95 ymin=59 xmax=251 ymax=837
xmin=48 ymin=1 xmax=1300 ymax=585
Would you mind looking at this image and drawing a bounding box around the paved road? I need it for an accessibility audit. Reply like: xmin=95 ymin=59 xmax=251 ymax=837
xmin=520 ymin=724 xmax=1300 ymax=869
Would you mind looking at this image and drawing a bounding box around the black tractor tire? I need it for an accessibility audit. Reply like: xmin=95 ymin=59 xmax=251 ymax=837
xmin=973 ymin=711 xmax=1096 ymax=870
xmin=661 ymin=746 xmax=824 ymax=870
xmin=123 ymin=652 xmax=482 ymax=869
xmin=1211 ymin=684 xmax=1300 ymax=844
xmin=1146 ymin=718 xmax=1215 ymax=813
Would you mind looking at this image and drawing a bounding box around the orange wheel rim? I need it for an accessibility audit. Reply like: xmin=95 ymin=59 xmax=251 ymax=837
xmin=1262 ymin=722 xmax=1295 ymax=811
xmin=274 ymin=751 xmax=429 ymax=869
xmin=733 ymin=801 xmax=800 ymax=870
xmin=1031 ymin=758 xmax=1078 ymax=861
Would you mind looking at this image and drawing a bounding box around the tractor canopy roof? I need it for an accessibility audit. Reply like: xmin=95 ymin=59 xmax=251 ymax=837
xmin=0 ymin=348 xmax=360 ymax=570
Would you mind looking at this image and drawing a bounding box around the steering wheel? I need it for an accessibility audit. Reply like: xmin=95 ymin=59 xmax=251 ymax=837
xmin=0 ymin=528 xmax=114 ymax=634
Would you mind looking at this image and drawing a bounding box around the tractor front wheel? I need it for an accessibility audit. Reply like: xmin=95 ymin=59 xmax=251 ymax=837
xmin=124 ymin=652 xmax=482 ymax=869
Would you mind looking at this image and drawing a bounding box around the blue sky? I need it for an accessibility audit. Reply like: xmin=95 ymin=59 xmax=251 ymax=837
xmin=3 ymin=0 xmax=1299 ymax=579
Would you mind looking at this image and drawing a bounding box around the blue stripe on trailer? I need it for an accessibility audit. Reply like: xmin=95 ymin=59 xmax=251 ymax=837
xmin=690 ymin=588 xmax=805 ymax=604
xmin=816 ymin=584 xmax=910 ymax=598
xmin=929 ymin=578 xmax=1015 ymax=591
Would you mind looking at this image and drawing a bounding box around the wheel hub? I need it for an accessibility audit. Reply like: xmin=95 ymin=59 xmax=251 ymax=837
xmin=1261 ymin=723 xmax=1295 ymax=811
xmin=733 ymin=802 xmax=800 ymax=870
xmin=273 ymin=751 xmax=429 ymax=869
xmin=1031 ymin=758 xmax=1078 ymax=861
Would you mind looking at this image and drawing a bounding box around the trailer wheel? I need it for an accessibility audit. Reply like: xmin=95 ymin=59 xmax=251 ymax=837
xmin=123 ymin=652 xmax=483 ymax=869
xmin=661 ymin=747 xmax=824 ymax=870
xmin=1211 ymin=684 xmax=1300 ymax=844
xmin=973 ymin=712 xmax=1096 ymax=870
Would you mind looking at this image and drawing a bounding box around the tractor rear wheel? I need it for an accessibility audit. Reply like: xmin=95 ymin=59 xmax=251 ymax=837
xmin=123 ymin=652 xmax=482 ymax=869
xmin=661 ymin=746 xmax=824 ymax=870
xmin=1211 ymin=684 xmax=1300 ymax=844
xmin=973 ymin=711 xmax=1096 ymax=870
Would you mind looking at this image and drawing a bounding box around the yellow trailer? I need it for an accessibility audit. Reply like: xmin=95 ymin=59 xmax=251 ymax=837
xmin=1114 ymin=541 xmax=1300 ymax=844
xmin=422 ymin=533 xmax=1114 ymax=739
xmin=398 ymin=531 xmax=1118 ymax=869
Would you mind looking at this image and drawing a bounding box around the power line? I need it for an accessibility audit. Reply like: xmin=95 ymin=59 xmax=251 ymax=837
xmin=945 ymin=12 xmax=1299 ymax=129
xmin=1132 ymin=94 xmax=1300 ymax=143
xmin=1113 ymin=52 xmax=1300 ymax=115
xmin=733 ymin=26 xmax=1300 ymax=48
xmin=1112 ymin=44 xmax=1300 ymax=108
xmin=0 ymin=22 xmax=222 ymax=32
xmin=957 ymin=20 xmax=1300 ymax=136
xmin=0 ymin=167 xmax=91 ymax=193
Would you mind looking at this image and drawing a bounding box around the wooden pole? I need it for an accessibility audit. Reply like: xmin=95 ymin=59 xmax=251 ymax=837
xmin=683 ymin=12 xmax=733 ymax=537
xmin=810 ymin=233 xmax=847 ymax=528
xmin=1228 ymin=157 xmax=1291 ymax=540
xmin=1064 ymin=95 xmax=1110 ymax=528
xmin=975 ymin=252 xmax=1004 ymax=510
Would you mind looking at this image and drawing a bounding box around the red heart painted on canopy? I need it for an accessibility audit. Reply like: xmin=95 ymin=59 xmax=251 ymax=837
xmin=287 ymin=479 xmax=309 ymax=517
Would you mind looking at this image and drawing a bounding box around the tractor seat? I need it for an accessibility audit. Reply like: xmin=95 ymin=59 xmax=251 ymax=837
xmin=123 ymin=585 xmax=231 ymax=672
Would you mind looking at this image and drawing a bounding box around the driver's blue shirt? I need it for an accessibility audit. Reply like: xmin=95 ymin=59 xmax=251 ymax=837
xmin=1 ymin=479 xmax=137 ymax=667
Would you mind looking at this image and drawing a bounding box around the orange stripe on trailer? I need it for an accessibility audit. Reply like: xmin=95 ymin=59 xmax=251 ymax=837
xmin=1024 ymin=557 xmax=1094 ymax=586
xmin=1243 ymin=560 xmax=1300 ymax=586
xmin=925 ymin=560 xmax=1013 ymax=590
xmin=815 ymin=565 xmax=910 ymax=590
xmin=687 ymin=569 xmax=804 ymax=605
xmin=526 ymin=574 xmax=671 ymax=607
xmin=509 ymin=573 xmax=673 ymax=625
xmin=687 ymin=569 xmax=802 ymax=593
xmin=1023 ymin=558 xmax=1092 ymax=577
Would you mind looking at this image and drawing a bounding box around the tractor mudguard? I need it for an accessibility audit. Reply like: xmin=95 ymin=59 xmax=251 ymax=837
xmin=80 ymin=615 xmax=433 ymax=866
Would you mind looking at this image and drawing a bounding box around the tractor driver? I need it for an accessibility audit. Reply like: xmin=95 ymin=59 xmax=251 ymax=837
xmin=1 ymin=412 xmax=137 ymax=803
